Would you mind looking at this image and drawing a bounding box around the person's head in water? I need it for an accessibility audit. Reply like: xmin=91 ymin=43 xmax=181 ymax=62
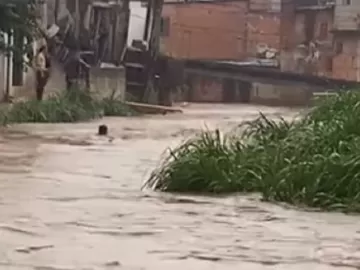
xmin=98 ymin=125 xmax=108 ymax=136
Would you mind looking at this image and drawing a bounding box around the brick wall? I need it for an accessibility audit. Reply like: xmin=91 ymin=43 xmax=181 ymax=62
xmin=161 ymin=1 xmax=248 ymax=60
xmin=161 ymin=1 xmax=282 ymax=61
xmin=246 ymin=12 xmax=281 ymax=57
xmin=332 ymin=36 xmax=360 ymax=81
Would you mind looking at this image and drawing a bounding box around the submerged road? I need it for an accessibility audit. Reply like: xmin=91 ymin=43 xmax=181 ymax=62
xmin=0 ymin=104 xmax=359 ymax=270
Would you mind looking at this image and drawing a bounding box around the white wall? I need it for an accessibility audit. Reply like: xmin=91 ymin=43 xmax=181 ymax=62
xmin=127 ymin=1 xmax=147 ymax=46
xmin=0 ymin=33 xmax=14 ymax=100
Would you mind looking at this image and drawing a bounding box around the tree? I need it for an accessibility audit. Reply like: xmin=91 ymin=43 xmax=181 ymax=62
xmin=0 ymin=0 xmax=39 ymax=57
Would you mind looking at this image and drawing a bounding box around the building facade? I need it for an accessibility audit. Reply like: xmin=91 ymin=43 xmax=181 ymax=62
xmin=332 ymin=0 xmax=360 ymax=81
xmin=160 ymin=0 xmax=360 ymax=83
xmin=280 ymin=1 xmax=334 ymax=78
xmin=160 ymin=0 xmax=282 ymax=61
xmin=160 ymin=0 xmax=248 ymax=60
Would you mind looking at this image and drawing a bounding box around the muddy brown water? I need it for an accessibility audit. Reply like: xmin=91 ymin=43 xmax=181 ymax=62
xmin=0 ymin=104 xmax=360 ymax=270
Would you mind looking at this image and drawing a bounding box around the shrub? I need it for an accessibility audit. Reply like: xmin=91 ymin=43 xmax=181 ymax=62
xmin=145 ymin=91 xmax=360 ymax=212
xmin=0 ymin=89 xmax=135 ymax=125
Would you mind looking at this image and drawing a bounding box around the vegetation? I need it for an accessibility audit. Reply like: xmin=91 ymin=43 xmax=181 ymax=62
xmin=0 ymin=89 xmax=135 ymax=125
xmin=145 ymin=91 xmax=360 ymax=212
xmin=0 ymin=0 xmax=38 ymax=57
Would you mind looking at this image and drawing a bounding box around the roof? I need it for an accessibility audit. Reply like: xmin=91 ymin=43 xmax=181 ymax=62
xmin=295 ymin=0 xmax=335 ymax=9
xmin=163 ymin=0 xmax=246 ymax=4
xmin=217 ymin=59 xmax=279 ymax=68
xmin=92 ymin=1 xmax=120 ymax=8
xmin=184 ymin=58 xmax=360 ymax=90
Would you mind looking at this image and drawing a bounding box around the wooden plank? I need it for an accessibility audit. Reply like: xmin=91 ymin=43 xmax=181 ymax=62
xmin=124 ymin=101 xmax=183 ymax=114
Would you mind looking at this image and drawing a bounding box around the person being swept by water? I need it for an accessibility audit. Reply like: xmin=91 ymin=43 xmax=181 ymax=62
xmin=33 ymin=45 xmax=51 ymax=101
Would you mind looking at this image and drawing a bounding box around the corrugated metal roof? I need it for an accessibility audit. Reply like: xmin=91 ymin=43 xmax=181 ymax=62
xmin=163 ymin=0 xmax=246 ymax=3
xmin=295 ymin=0 xmax=334 ymax=8
xmin=216 ymin=59 xmax=279 ymax=68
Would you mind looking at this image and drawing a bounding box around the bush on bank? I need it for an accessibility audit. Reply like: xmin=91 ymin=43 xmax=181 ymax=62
xmin=0 ymin=89 xmax=136 ymax=124
xmin=146 ymin=91 xmax=360 ymax=212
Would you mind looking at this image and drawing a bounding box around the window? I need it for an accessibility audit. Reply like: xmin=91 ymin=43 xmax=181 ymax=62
xmin=319 ymin=22 xmax=328 ymax=40
xmin=160 ymin=17 xmax=170 ymax=37
xmin=335 ymin=41 xmax=343 ymax=54
xmin=342 ymin=0 xmax=351 ymax=5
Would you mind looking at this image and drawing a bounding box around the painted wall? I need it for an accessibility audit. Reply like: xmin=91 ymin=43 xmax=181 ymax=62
xmin=127 ymin=1 xmax=147 ymax=46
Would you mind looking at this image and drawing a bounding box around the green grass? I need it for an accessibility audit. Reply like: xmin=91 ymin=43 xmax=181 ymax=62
xmin=145 ymin=91 xmax=360 ymax=212
xmin=0 ymin=89 xmax=136 ymax=125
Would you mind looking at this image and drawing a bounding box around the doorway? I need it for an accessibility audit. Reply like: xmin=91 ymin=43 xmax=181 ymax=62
xmin=238 ymin=80 xmax=251 ymax=103
xmin=222 ymin=78 xmax=236 ymax=103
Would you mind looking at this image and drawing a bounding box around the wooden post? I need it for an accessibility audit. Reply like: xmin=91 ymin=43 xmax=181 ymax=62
xmin=54 ymin=0 xmax=59 ymax=24
xmin=75 ymin=0 xmax=80 ymax=41
xmin=143 ymin=0 xmax=152 ymax=41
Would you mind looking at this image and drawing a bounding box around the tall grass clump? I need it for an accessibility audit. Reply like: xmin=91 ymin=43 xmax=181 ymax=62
xmin=146 ymin=91 xmax=360 ymax=212
xmin=0 ymin=89 xmax=135 ymax=125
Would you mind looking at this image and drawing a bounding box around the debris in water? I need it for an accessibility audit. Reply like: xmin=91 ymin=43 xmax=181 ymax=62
xmin=16 ymin=245 xmax=54 ymax=254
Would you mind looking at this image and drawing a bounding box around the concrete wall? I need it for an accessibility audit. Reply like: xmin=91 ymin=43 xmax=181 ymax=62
xmin=13 ymin=60 xmax=66 ymax=100
xmin=249 ymin=0 xmax=281 ymax=12
xmin=281 ymin=8 xmax=334 ymax=77
xmin=0 ymin=53 xmax=8 ymax=101
xmin=332 ymin=35 xmax=360 ymax=81
xmin=186 ymin=72 xmax=312 ymax=106
xmin=334 ymin=0 xmax=360 ymax=30
xmin=251 ymin=83 xmax=312 ymax=106
xmin=190 ymin=75 xmax=223 ymax=102
xmin=90 ymin=65 xmax=126 ymax=101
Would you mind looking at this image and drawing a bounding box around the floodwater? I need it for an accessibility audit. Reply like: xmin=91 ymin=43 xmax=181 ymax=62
xmin=0 ymin=104 xmax=360 ymax=270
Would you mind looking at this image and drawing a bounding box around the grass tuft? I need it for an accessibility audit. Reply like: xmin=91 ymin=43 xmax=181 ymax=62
xmin=0 ymin=89 xmax=136 ymax=125
xmin=145 ymin=90 xmax=360 ymax=212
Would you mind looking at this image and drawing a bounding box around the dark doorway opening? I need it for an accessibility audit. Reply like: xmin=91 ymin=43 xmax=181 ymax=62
xmin=222 ymin=78 xmax=236 ymax=102
xmin=238 ymin=80 xmax=251 ymax=103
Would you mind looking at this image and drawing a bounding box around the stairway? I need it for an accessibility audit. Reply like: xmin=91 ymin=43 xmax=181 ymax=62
xmin=124 ymin=46 xmax=149 ymax=101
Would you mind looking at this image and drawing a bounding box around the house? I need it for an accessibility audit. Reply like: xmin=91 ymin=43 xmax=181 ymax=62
xmin=161 ymin=0 xmax=360 ymax=105
xmin=0 ymin=0 xmax=161 ymax=102
xmin=160 ymin=0 xmax=248 ymax=60
xmin=332 ymin=0 xmax=360 ymax=81
xmin=280 ymin=0 xmax=335 ymax=78
xmin=281 ymin=0 xmax=360 ymax=82
xmin=159 ymin=0 xmax=306 ymax=105
xmin=160 ymin=0 xmax=282 ymax=61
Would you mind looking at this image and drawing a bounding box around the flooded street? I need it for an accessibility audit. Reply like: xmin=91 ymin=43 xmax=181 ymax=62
xmin=1 ymin=104 xmax=360 ymax=270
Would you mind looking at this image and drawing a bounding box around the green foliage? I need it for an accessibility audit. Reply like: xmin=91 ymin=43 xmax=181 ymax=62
xmin=0 ymin=89 xmax=135 ymax=124
xmin=145 ymin=91 xmax=360 ymax=213
xmin=0 ymin=0 xmax=38 ymax=59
